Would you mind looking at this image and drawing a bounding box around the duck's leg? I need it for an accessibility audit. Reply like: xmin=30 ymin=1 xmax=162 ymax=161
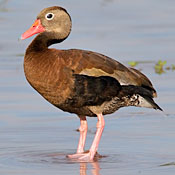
xmin=79 ymin=113 xmax=105 ymax=161
xmin=77 ymin=116 xmax=88 ymax=153
xmin=67 ymin=114 xmax=105 ymax=161
xmin=67 ymin=116 xmax=88 ymax=158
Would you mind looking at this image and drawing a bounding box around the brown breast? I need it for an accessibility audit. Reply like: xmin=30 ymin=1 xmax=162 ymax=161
xmin=24 ymin=49 xmax=75 ymax=106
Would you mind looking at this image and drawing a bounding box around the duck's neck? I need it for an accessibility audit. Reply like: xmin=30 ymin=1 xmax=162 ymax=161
xmin=26 ymin=32 xmax=67 ymax=54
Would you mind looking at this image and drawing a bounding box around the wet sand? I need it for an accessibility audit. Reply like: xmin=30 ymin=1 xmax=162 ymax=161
xmin=0 ymin=0 xmax=175 ymax=174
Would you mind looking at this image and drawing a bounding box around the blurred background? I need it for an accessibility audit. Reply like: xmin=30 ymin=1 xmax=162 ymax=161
xmin=0 ymin=0 xmax=175 ymax=175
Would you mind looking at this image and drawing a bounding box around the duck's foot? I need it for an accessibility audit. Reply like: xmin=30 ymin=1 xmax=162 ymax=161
xmin=67 ymin=151 xmax=102 ymax=161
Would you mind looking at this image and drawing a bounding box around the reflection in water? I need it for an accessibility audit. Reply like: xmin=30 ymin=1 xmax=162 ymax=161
xmin=20 ymin=151 xmax=103 ymax=175
xmin=80 ymin=161 xmax=101 ymax=175
xmin=21 ymin=151 xmax=103 ymax=175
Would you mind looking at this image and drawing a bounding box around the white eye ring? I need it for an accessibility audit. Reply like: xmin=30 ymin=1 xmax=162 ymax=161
xmin=45 ymin=13 xmax=54 ymax=20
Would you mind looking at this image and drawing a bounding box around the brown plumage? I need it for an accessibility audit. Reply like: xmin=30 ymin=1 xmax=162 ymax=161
xmin=21 ymin=6 xmax=162 ymax=161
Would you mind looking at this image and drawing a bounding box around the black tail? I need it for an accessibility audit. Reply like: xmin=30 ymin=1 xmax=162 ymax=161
xmin=120 ymin=85 xmax=163 ymax=111
xmin=141 ymin=95 xmax=163 ymax=111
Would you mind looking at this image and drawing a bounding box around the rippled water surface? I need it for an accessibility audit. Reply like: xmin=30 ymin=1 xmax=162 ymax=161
xmin=0 ymin=0 xmax=175 ymax=174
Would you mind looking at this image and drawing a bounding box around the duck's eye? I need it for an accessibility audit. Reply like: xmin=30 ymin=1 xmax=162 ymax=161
xmin=45 ymin=13 xmax=54 ymax=20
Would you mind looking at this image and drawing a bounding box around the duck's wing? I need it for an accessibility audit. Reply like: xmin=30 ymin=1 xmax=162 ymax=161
xmin=65 ymin=74 xmax=122 ymax=108
xmin=64 ymin=49 xmax=157 ymax=98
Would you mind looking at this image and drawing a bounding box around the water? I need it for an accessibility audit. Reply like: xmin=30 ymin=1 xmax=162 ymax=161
xmin=0 ymin=0 xmax=175 ymax=174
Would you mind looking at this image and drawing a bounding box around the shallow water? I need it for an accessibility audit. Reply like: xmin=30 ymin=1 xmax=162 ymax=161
xmin=0 ymin=0 xmax=175 ymax=175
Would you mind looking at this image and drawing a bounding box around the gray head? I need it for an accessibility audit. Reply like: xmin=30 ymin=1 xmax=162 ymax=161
xmin=21 ymin=6 xmax=72 ymax=46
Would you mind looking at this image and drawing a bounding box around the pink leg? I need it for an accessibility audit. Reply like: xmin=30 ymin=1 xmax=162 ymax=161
xmin=86 ymin=113 xmax=105 ymax=160
xmin=67 ymin=116 xmax=88 ymax=158
xmin=67 ymin=114 xmax=105 ymax=161
xmin=77 ymin=116 xmax=88 ymax=153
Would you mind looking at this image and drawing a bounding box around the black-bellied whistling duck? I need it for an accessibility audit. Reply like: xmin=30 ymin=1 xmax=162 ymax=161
xmin=21 ymin=6 xmax=162 ymax=161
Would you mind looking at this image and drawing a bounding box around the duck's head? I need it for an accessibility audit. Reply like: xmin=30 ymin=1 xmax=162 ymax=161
xmin=21 ymin=6 xmax=72 ymax=44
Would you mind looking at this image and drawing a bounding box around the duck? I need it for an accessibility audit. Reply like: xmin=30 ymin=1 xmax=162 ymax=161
xmin=21 ymin=6 xmax=162 ymax=161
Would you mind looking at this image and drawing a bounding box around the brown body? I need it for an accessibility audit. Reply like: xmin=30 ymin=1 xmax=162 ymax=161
xmin=24 ymin=39 xmax=159 ymax=116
